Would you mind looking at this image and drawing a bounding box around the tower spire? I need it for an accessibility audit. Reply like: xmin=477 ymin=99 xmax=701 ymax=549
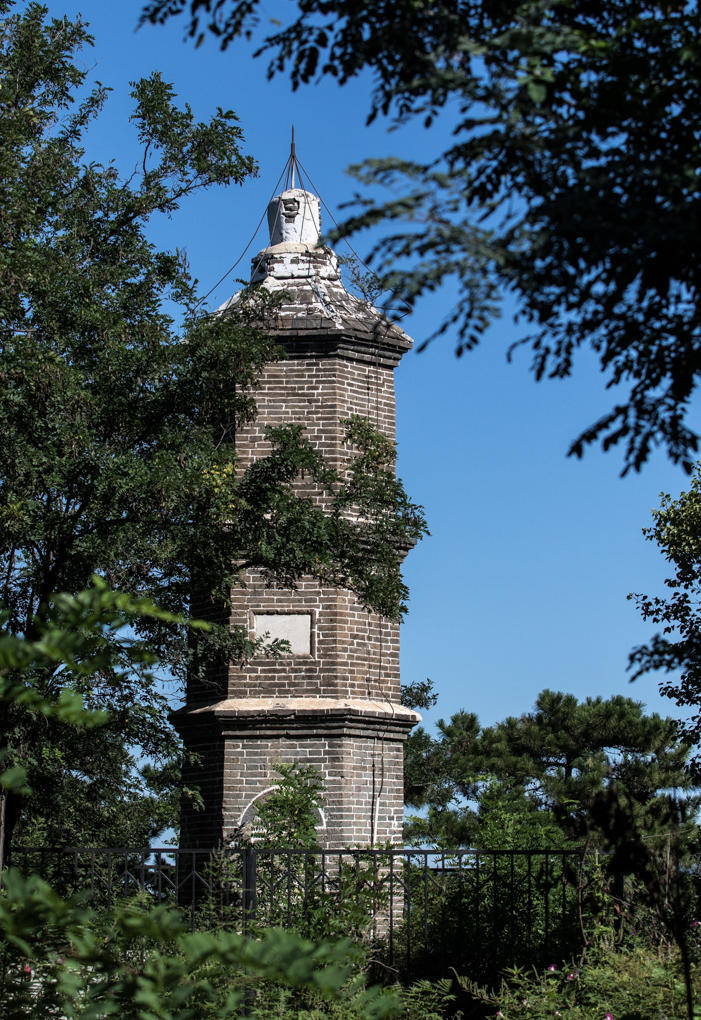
xmin=290 ymin=125 xmax=296 ymax=190
xmin=264 ymin=134 xmax=321 ymax=248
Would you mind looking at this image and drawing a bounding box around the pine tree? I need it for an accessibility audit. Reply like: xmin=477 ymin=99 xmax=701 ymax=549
xmin=404 ymin=690 xmax=697 ymax=848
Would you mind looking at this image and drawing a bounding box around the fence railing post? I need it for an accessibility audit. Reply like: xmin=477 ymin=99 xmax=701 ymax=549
xmin=612 ymin=868 xmax=625 ymax=934
xmin=242 ymin=848 xmax=257 ymax=933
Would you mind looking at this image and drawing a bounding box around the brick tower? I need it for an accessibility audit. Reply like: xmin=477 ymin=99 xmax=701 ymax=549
xmin=175 ymin=174 xmax=419 ymax=849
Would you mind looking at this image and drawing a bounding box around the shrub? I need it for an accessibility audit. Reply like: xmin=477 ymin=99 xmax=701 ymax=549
xmin=458 ymin=937 xmax=700 ymax=1019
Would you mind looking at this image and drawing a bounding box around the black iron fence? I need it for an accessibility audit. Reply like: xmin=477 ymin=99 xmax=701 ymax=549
xmin=8 ymin=845 xmax=612 ymax=980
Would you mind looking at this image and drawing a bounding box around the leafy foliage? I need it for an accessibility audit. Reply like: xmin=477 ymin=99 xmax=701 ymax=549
xmin=0 ymin=588 xmax=449 ymax=1019
xmin=630 ymin=463 xmax=701 ymax=750
xmin=404 ymin=689 xmax=698 ymax=849
xmin=459 ymin=939 xmax=701 ymax=1019
xmin=400 ymin=676 xmax=438 ymax=712
xmin=0 ymin=868 xmax=406 ymax=1019
xmin=250 ymin=762 xmax=325 ymax=849
xmin=0 ymin=582 xmax=208 ymax=861
xmin=0 ymin=1 xmax=425 ymax=855
xmin=142 ymin=0 xmax=701 ymax=472
xmin=0 ymin=583 xmax=189 ymax=852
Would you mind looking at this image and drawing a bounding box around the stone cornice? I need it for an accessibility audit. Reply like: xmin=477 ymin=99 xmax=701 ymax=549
xmin=217 ymin=235 xmax=413 ymax=368
xmin=173 ymin=697 xmax=420 ymax=740
xmin=272 ymin=329 xmax=411 ymax=368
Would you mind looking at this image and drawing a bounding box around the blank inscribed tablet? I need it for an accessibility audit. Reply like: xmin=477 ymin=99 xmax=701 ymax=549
xmin=253 ymin=613 xmax=312 ymax=655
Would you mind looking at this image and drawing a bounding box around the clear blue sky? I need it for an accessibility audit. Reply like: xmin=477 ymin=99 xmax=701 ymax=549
xmin=42 ymin=0 xmax=698 ymax=733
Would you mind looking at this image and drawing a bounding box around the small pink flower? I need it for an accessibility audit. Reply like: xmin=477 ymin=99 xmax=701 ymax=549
xmin=23 ymin=964 xmax=31 ymax=974
xmin=605 ymin=1013 xmax=613 ymax=1020
xmin=547 ymin=964 xmax=557 ymax=972
xmin=566 ymin=970 xmax=579 ymax=980
xmin=692 ymin=920 xmax=699 ymax=928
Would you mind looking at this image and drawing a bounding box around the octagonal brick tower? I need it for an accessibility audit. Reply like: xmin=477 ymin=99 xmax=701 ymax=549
xmin=175 ymin=183 xmax=419 ymax=849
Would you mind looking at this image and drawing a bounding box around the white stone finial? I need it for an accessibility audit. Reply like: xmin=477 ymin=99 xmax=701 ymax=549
xmin=267 ymin=188 xmax=321 ymax=246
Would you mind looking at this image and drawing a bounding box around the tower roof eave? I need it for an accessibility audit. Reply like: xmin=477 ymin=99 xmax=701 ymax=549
xmin=217 ymin=265 xmax=413 ymax=362
xmin=216 ymin=181 xmax=414 ymax=356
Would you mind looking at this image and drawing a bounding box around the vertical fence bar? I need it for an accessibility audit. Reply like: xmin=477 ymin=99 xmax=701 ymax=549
xmin=561 ymin=852 xmax=567 ymax=946
xmin=353 ymin=853 xmax=361 ymax=937
xmin=90 ymin=848 xmax=96 ymax=904
xmin=405 ymin=852 xmax=412 ymax=969
xmin=242 ymin=848 xmax=257 ymax=935
xmin=527 ymin=851 xmax=532 ymax=958
xmin=439 ymin=851 xmax=446 ymax=974
xmin=303 ymin=850 xmax=310 ymax=929
xmin=475 ymin=853 xmax=481 ymax=949
xmin=544 ymin=852 xmax=550 ymax=959
xmin=423 ymin=852 xmax=429 ymax=949
xmin=286 ymin=851 xmax=292 ymax=929
xmin=388 ymin=853 xmax=395 ymax=966
xmin=371 ymin=851 xmax=377 ymax=931
xmin=269 ymin=848 xmax=275 ymax=930
xmin=334 ymin=853 xmax=341 ymax=916
xmin=492 ymin=852 xmax=498 ymax=953
xmin=509 ymin=851 xmax=515 ymax=949
xmin=190 ymin=851 xmax=196 ymax=931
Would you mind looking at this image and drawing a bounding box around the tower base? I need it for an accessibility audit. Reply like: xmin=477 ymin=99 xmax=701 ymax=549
xmin=174 ymin=698 xmax=419 ymax=848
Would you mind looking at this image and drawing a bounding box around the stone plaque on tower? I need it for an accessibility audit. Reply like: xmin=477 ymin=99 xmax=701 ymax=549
xmin=175 ymin=170 xmax=419 ymax=849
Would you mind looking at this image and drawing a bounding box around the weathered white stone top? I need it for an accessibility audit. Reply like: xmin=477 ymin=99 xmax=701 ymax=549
xmin=250 ymin=185 xmax=337 ymax=284
xmin=267 ymin=188 xmax=321 ymax=246
xmin=217 ymin=180 xmax=413 ymax=360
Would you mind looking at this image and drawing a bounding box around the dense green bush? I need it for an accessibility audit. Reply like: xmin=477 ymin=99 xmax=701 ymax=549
xmin=460 ymin=937 xmax=701 ymax=1019
xmin=0 ymin=866 xmax=465 ymax=1019
xmin=389 ymin=851 xmax=585 ymax=985
xmin=0 ymin=866 xmax=401 ymax=1019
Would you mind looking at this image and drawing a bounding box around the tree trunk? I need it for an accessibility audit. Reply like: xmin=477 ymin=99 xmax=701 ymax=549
xmin=0 ymin=788 xmax=23 ymax=874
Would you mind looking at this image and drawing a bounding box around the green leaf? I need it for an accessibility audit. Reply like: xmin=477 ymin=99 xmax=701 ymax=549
xmin=0 ymin=765 xmax=30 ymax=793
xmin=527 ymin=80 xmax=547 ymax=103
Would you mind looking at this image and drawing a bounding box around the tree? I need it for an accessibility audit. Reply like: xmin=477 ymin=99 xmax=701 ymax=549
xmin=629 ymin=463 xmax=701 ymax=750
xmin=142 ymin=0 xmax=701 ymax=473
xmin=0 ymin=2 xmax=426 ymax=858
xmin=404 ymin=690 xmax=698 ymax=848
xmin=0 ymin=600 xmax=403 ymax=1017
xmin=0 ymin=583 xmax=196 ymax=865
xmin=251 ymin=762 xmax=325 ymax=849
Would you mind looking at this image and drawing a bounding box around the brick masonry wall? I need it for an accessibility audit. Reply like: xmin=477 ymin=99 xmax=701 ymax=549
xmin=179 ymin=733 xmax=225 ymax=850
xmin=235 ymin=353 xmax=397 ymax=469
xmin=222 ymin=735 xmax=405 ymax=848
xmin=227 ymin=580 xmax=399 ymax=702
xmin=177 ymin=338 xmax=415 ymax=850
